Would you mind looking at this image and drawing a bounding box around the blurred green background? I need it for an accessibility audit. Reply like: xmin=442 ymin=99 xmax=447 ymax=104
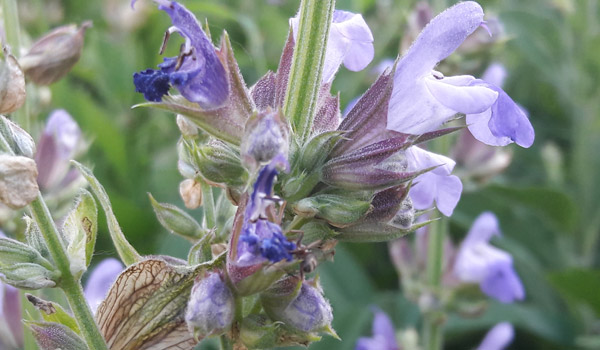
xmin=11 ymin=0 xmax=600 ymax=349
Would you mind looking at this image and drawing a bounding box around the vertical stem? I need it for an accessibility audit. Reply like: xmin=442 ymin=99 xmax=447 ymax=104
xmin=283 ymin=0 xmax=335 ymax=144
xmin=200 ymin=181 xmax=216 ymax=229
xmin=423 ymin=216 xmax=446 ymax=350
xmin=1 ymin=0 xmax=31 ymax=131
xmin=29 ymin=195 xmax=108 ymax=350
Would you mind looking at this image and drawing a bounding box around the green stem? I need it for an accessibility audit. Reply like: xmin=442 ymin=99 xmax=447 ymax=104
xmin=423 ymin=216 xmax=446 ymax=350
xmin=219 ymin=334 xmax=233 ymax=350
xmin=1 ymin=0 xmax=30 ymax=131
xmin=283 ymin=0 xmax=335 ymax=144
xmin=200 ymin=181 xmax=216 ymax=229
xmin=29 ymin=195 xmax=108 ymax=350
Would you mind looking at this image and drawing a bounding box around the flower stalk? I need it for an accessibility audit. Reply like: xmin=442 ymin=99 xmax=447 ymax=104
xmin=28 ymin=195 xmax=108 ymax=350
xmin=283 ymin=0 xmax=336 ymax=143
xmin=423 ymin=214 xmax=446 ymax=350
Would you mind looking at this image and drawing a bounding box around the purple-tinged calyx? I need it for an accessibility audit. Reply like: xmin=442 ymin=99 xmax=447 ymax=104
xmin=133 ymin=1 xmax=228 ymax=109
xmin=355 ymin=309 xmax=399 ymax=350
xmin=185 ymin=271 xmax=235 ymax=338
xmin=290 ymin=10 xmax=374 ymax=84
xmin=453 ymin=212 xmax=525 ymax=303
xmin=387 ymin=2 xmax=498 ymax=135
xmin=261 ymin=276 xmax=334 ymax=334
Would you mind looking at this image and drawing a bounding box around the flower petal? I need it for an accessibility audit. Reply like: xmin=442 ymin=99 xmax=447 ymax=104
xmin=372 ymin=310 xmax=398 ymax=349
xmin=463 ymin=212 xmax=501 ymax=245
xmin=480 ymin=260 xmax=525 ymax=303
xmin=424 ymin=75 xmax=498 ymax=114
xmin=435 ymin=174 xmax=462 ymax=216
xmin=84 ymin=258 xmax=124 ymax=314
xmin=477 ymin=323 xmax=514 ymax=350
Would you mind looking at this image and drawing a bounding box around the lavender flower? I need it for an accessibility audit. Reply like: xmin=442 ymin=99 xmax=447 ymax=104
xmin=83 ymin=258 xmax=124 ymax=314
xmin=355 ymin=309 xmax=399 ymax=350
xmin=133 ymin=0 xmax=228 ymax=109
xmin=406 ymin=146 xmax=462 ymax=216
xmin=387 ymin=2 xmax=498 ymax=135
xmin=477 ymin=322 xmax=514 ymax=350
xmin=290 ymin=10 xmax=374 ymax=83
xmin=453 ymin=212 xmax=525 ymax=303
xmin=35 ymin=109 xmax=83 ymax=192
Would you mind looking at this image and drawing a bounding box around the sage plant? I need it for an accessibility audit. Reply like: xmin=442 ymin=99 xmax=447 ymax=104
xmin=0 ymin=0 xmax=536 ymax=349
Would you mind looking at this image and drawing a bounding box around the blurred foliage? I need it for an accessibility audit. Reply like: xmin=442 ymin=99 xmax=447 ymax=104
xmin=10 ymin=0 xmax=600 ymax=348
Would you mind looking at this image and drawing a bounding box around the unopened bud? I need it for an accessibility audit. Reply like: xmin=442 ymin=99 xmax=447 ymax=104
xmin=293 ymin=194 xmax=371 ymax=228
xmin=0 ymin=237 xmax=52 ymax=267
xmin=196 ymin=139 xmax=247 ymax=186
xmin=0 ymin=154 xmax=39 ymax=209
xmin=20 ymin=21 xmax=92 ymax=85
xmin=185 ymin=271 xmax=235 ymax=338
xmin=241 ymin=109 xmax=288 ymax=171
xmin=240 ymin=314 xmax=321 ymax=349
xmin=149 ymin=193 xmax=207 ymax=240
xmin=27 ymin=321 xmax=87 ymax=350
xmin=0 ymin=262 xmax=58 ymax=289
xmin=0 ymin=115 xmax=36 ymax=157
xmin=179 ymin=179 xmax=202 ymax=209
xmin=0 ymin=47 xmax=26 ymax=114
xmin=261 ymin=277 xmax=334 ymax=334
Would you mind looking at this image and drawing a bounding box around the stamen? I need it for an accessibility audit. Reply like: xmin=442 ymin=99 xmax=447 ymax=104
xmin=175 ymin=43 xmax=193 ymax=70
xmin=159 ymin=27 xmax=180 ymax=55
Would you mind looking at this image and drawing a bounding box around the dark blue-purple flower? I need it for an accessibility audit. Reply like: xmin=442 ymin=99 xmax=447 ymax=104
xmin=133 ymin=0 xmax=228 ymax=109
xmin=453 ymin=212 xmax=525 ymax=303
xmin=355 ymin=309 xmax=399 ymax=350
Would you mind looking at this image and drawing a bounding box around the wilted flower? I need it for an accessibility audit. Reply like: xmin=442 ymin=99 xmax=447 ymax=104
xmin=83 ymin=258 xmax=124 ymax=314
xmin=19 ymin=21 xmax=91 ymax=85
xmin=0 ymin=47 xmax=26 ymax=114
xmin=453 ymin=212 xmax=525 ymax=303
xmin=133 ymin=0 xmax=228 ymax=109
xmin=290 ymin=10 xmax=374 ymax=83
xmin=355 ymin=309 xmax=399 ymax=350
xmin=0 ymin=154 xmax=39 ymax=209
xmin=185 ymin=271 xmax=235 ymax=338
xmin=477 ymin=322 xmax=514 ymax=350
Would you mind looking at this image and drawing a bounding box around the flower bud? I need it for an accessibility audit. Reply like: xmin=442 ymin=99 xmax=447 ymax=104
xmin=185 ymin=271 xmax=235 ymax=338
xmin=0 ymin=262 xmax=58 ymax=289
xmin=0 ymin=237 xmax=52 ymax=267
xmin=241 ymin=109 xmax=288 ymax=171
xmin=261 ymin=277 xmax=334 ymax=334
xmin=27 ymin=321 xmax=87 ymax=350
xmin=19 ymin=21 xmax=92 ymax=85
xmin=292 ymin=194 xmax=371 ymax=228
xmin=0 ymin=115 xmax=35 ymax=158
xmin=196 ymin=139 xmax=247 ymax=187
xmin=337 ymin=217 xmax=431 ymax=243
xmin=0 ymin=47 xmax=26 ymax=114
xmin=149 ymin=193 xmax=207 ymax=240
xmin=179 ymin=179 xmax=202 ymax=209
xmin=0 ymin=154 xmax=39 ymax=209
xmin=240 ymin=314 xmax=322 ymax=349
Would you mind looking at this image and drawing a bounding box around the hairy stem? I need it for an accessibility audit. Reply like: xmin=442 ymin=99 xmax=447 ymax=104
xmin=283 ymin=0 xmax=335 ymax=144
xmin=200 ymin=181 xmax=216 ymax=229
xmin=29 ymin=195 xmax=108 ymax=350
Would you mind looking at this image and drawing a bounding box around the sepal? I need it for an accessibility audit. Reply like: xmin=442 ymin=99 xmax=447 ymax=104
xmin=27 ymin=321 xmax=87 ymax=350
xmin=0 ymin=115 xmax=35 ymax=157
xmin=0 ymin=47 xmax=26 ymax=114
xmin=149 ymin=193 xmax=207 ymax=241
xmin=61 ymin=189 xmax=97 ymax=278
xmin=0 ymin=154 xmax=39 ymax=209
xmin=292 ymin=193 xmax=372 ymax=228
xmin=337 ymin=217 xmax=434 ymax=242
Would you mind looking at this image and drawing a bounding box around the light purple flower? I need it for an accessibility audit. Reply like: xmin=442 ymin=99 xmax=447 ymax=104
xmin=453 ymin=212 xmax=525 ymax=303
xmin=290 ymin=10 xmax=374 ymax=83
xmin=35 ymin=109 xmax=82 ymax=191
xmin=83 ymin=258 xmax=124 ymax=314
xmin=477 ymin=322 xmax=514 ymax=350
xmin=355 ymin=309 xmax=399 ymax=350
xmin=387 ymin=2 xmax=498 ymax=135
xmin=482 ymin=63 xmax=507 ymax=87
xmin=133 ymin=0 xmax=228 ymax=109
xmin=466 ymin=82 xmax=535 ymax=148
xmin=406 ymin=146 xmax=462 ymax=216
xmin=185 ymin=271 xmax=234 ymax=337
